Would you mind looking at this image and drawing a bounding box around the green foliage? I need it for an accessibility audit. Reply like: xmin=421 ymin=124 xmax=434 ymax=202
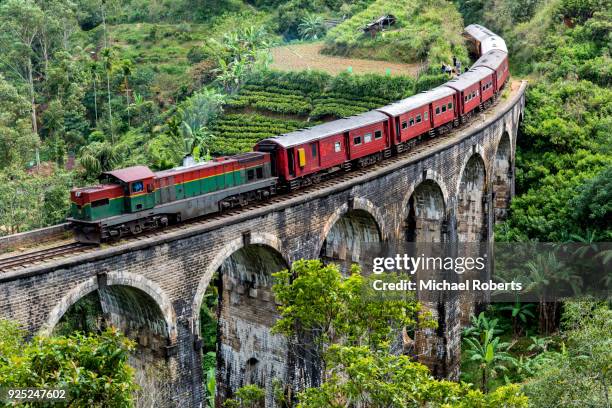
xmin=0 ymin=74 xmax=39 ymax=169
xmin=0 ymin=166 xmax=72 ymax=235
xmin=202 ymin=25 xmax=274 ymax=93
xmin=223 ymin=384 xmax=265 ymax=408
xmin=521 ymin=301 xmax=612 ymax=407
xmin=272 ymin=260 xmax=432 ymax=350
xmin=0 ymin=321 xmax=137 ymax=407
xmin=297 ymin=345 xmax=528 ymax=407
xmin=298 ymin=14 xmax=327 ymax=40
xmin=498 ymin=301 xmax=535 ymax=337
xmin=462 ymin=312 xmax=505 ymax=342
xmin=272 ymin=260 xmax=527 ymax=406
xmin=464 ymin=329 xmax=517 ymax=392
xmin=323 ymin=0 xmax=468 ymax=69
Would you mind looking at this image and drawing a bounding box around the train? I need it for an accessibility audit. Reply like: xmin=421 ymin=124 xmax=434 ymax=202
xmin=68 ymin=24 xmax=509 ymax=244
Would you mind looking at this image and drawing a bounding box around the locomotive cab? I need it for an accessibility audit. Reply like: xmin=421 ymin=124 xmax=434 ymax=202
xmin=102 ymin=166 xmax=157 ymax=213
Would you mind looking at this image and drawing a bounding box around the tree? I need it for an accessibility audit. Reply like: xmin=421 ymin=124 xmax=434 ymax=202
xmin=271 ymin=261 xmax=527 ymax=406
xmin=522 ymin=301 xmax=612 ymax=407
xmin=100 ymin=47 xmax=116 ymax=139
xmin=0 ymin=74 xmax=39 ymax=169
xmin=0 ymin=0 xmax=45 ymax=135
xmin=177 ymin=88 xmax=225 ymax=161
xmin=464 ymin=329 xmax=517 ymax=392
xmin=0 ymin=320 xmax=138 ymax=407
xmin=120 ymin=59 xmax=133 ymax=126
xmin=298 ymin=14 xmax=327 ymax=40
xmin=297 ymin=345 xmax=527 ymax=407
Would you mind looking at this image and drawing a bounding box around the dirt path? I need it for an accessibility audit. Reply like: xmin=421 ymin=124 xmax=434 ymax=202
xmin=270 ymin=42 xmax=420 ymax=77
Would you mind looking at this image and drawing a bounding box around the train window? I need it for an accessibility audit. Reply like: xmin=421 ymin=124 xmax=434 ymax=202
xmin=364 ymin=133 xmax=372 ymax=143
xmin=132 ymin=181 xmax=144 ymax=193
xmin=256 ymin=167 xmax=263 ymax=178
xmin=409 ymin=118 xmax=414 ymax=126
xmin=311 ymin=143 xmax=317 ymax=158
xmin=464 ymin=95 xmax=468 ymax=102
xmin=424 ymin=111 xmax=428 ymax=120
xmin=402 ymin=121 xmax=408 ymax=129
xmin=354 ymin=136 xmax=362 ymax=146
xmin=442 ymin=105 xmax=447 ymax=113
xmin=374 ymin=130 xmax=382 ymax=139
xmin=247 ymin=169 xmax=255 ymax=181
xmin=447 ymin=102 xmax=453 ymax=110
xmin=416 ymin=114 xmax=421 ymax=123
xmin=435 ymin=106 xmax=440 ymax=115
xmin=334 ymin=141 xmax=342 ymax=152
xmin=91 ymin=198 xmax=109 ymax=208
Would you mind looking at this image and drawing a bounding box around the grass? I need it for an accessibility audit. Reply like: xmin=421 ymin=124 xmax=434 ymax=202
xmin=323 ymin=0 xmax=469 ymax=70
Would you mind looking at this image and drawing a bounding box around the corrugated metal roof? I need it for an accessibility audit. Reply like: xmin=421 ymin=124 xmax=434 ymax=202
xmin=473 ymin=49 xmax=507 ymax=71
xmin=443 ymin=67 xmax=492 ymax=92
xmin=480 ymin=36 xmax=508 ymax=54
xmin=377 ymin=87 xmax=455 ymax=116
xmin=464 ymin=24 xmax=508 ymax=53
xmin=104 ymin=166 xmax=155 ymax=183
xmin=257 ymin=110 xmax=388 ymax=148
xmin=464 ymin=24 xmax=497 ymax=42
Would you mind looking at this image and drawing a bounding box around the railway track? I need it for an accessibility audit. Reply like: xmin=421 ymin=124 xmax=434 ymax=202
xmin=0 ymin=89 xmax=509 ymax=273
xmin=0 ymin=243 xmax=93 ymax=272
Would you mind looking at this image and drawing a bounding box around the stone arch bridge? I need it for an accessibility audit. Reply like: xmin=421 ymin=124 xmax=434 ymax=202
xmin=0 ymin=83 xmax=526 ymax=407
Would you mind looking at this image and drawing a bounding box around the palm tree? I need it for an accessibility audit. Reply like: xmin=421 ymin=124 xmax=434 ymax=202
xmin=464 ymin=329 xmax=516 ymax=392
xmin=120 ymin=59 xmax=133 ymax=126
xmin=524 ymin=252 xmax=582 ymax=334
xmin=78 ymin=141 xmax=123 ymax=180
xmin=100 ymin=47 xmax=115 ymax=141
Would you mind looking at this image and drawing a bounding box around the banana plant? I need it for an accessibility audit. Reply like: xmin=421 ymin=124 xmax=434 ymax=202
xmin=464 ymin=328 xmax=517 ymax=392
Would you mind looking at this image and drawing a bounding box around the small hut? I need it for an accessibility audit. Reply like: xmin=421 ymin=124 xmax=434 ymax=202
xmin=363 ymin=14 xmax=396 ymax=37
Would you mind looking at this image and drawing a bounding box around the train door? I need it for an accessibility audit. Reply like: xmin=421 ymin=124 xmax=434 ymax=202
xmin=223 ymin=163 xmax=234 ymax=188
xmin=343 ymin=131 xmax=350 ymax=160
xmin=160 ymin=176 xmax=174 ymax=204
xmin=287 ymin=149 xmax=296 ymax=178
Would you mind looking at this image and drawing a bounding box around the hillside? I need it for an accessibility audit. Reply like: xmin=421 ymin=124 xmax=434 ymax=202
xmin=323 ymin=0 xmax=469 ymax=70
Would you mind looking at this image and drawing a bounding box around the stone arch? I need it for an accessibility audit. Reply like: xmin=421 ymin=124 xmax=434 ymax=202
xmin=318 ymin=197 xmax=385 ymax=270
xmin=192 ymin=235 xmax=289 ymax=407
xmin=456 ymin=153 xmax=488 ymax=325
xmin=192 ymin=232 xmax=286 ymax=334
xmin=42 ymin=273 xmax=178 ymax=406
xmin=493 ymin=131 xmax=512 ymax=221
xmin=456 ymin=153 xmax=487 ymax=243
xmin=404 ymin=179 xmax=447 ymax=243
xmin=43 ymin=272 xmax=176 ymax=341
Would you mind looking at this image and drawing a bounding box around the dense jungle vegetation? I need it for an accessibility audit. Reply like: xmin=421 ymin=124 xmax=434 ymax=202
xmin=0 ymin=0 xmax=610 ymax=406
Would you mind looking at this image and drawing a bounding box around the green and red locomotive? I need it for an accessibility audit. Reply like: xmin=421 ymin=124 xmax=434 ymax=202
xmin=68 ymin=153 xmax=276 ymax=243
